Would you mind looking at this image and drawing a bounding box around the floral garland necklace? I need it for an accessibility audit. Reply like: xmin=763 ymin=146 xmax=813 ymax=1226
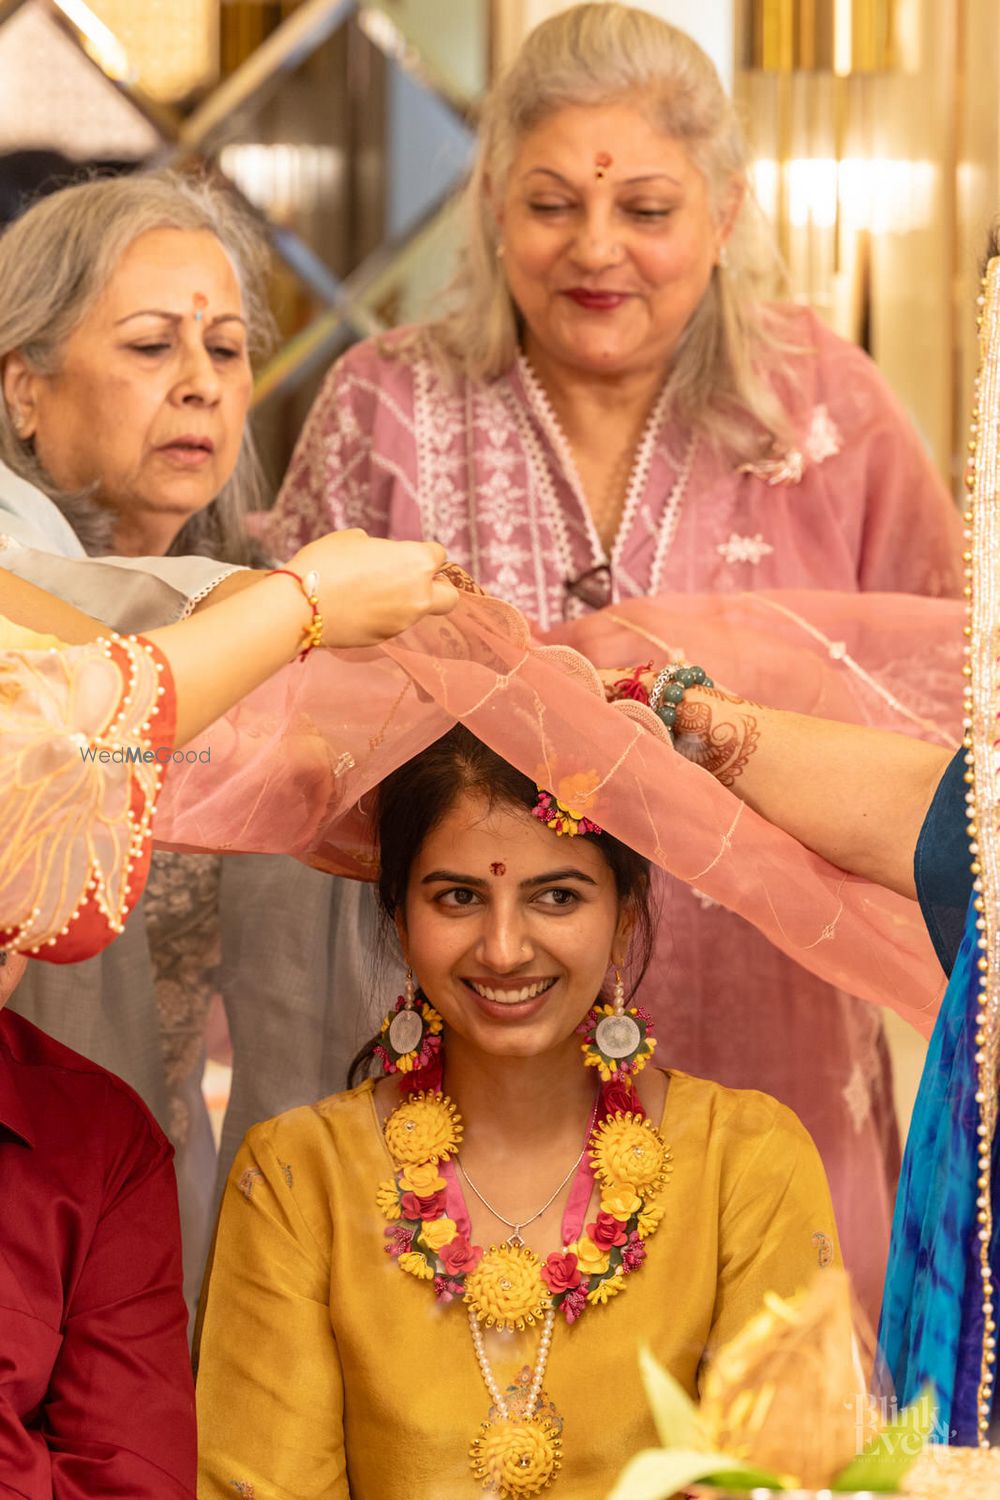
xmin=376 ymin=1000 xmax=671 ymax=1498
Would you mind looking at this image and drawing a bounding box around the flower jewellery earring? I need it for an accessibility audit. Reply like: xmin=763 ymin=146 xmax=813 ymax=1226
xmin=374 ymin=968 xmax=443 ymax=1076
xmin=581 ymin=966 xmax=656 ymax=1081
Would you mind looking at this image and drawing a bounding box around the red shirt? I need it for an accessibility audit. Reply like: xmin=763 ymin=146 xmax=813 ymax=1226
xmin=0 ymin=1008 xmax=195 ymax=1498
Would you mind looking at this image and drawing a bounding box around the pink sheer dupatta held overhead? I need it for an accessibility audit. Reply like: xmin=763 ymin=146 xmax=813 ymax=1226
xmin=156 ymin=587 xmax=962 ymax=1035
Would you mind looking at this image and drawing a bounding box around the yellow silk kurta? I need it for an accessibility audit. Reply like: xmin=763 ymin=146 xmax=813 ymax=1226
xmin=196 ymin=1071 xmax=840 ymax=1500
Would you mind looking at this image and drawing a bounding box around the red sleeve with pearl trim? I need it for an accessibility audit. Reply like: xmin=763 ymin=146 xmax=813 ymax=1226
xmin=0 ymin=633 xmax=176 ymax=963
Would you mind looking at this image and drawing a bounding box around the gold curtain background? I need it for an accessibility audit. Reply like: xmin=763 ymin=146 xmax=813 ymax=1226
xmin=736 ymin=0 xmax=1000 ymax=493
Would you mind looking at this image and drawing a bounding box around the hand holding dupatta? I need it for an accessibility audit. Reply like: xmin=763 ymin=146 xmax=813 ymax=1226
xmin=0 ymin=533 xmax=460 ymax=962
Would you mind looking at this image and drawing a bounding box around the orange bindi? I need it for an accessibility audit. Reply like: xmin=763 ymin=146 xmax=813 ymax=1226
xmin=192 ymin=292 xmax=208 ymax=322
xmin=594 ymin=151 xmax=613 ymax=179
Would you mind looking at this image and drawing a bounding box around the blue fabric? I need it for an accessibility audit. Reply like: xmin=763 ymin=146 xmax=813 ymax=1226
xmin=913 ymin=748 xmax=973 ymax=977
xmin=878 ymin=895 xmax=998 ymax=1442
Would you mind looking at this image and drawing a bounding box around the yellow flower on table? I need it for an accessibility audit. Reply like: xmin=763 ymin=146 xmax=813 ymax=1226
xmin=422 ymin=1217 xmax=459 ymax=1253
xmin=465 ymin=1245 xmax=550 ymax=1331
xmin=376 ymin=1180 xmax=402 ymax=1220
xmin=590 ymin=1114 xmax=670 ymax=1192
xmin=399 ymin=1160 xmax=447 ymax=1196
xmin=383 ymin=1092 xmax=462 ymax=1165
xmin=572 ymin=1235 xmax=611 ymax=1277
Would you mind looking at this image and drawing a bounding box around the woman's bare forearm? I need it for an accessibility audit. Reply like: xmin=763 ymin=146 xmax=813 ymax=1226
xmin=673 ymin=687 xmax=952 ymax=898
xmin=0 ymin=571 xmax=105 ymax=642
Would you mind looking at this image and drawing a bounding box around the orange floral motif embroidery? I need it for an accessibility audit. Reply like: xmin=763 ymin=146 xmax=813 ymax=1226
xmin=237 ymin=1168 xmax=264 ymax=1201
xmin=812 ymin=1231 xmax=835 ymax=1268
xmin=229 ymin=1482 xmax=255 ymax=1498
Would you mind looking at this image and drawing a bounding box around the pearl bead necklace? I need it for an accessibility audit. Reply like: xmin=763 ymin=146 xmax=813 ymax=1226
xmin=468 ymin=1303 xmax=557 ymax=1421
xmin=510 ymin=356 xmax=696 ymax=614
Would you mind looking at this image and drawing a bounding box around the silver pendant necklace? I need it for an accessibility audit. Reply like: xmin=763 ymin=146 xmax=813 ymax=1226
xmin=455 ymin=1088 xmax=600 ymax=1249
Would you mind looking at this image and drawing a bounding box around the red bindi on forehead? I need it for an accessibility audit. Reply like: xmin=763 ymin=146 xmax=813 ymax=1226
xmin=490 ymin=862 xmax=506 ymax=876
xmin=594 ymin=151 xmax=613 ymax=178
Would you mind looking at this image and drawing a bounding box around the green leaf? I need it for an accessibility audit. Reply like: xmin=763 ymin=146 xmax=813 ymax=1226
xmin=606 ymin=1447 xmax=786 ymax=1500
xmin=638 ymin=1346 xmax=714 ymax=1452
xmin=832 ymin=1386 xmax=936 ymax=1492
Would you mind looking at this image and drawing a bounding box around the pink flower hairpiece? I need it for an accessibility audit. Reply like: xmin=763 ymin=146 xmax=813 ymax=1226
xmin=532 ymin=788 xmax=602 ymax=838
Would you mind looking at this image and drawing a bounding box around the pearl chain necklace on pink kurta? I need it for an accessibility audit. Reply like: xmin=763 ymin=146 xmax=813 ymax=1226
xmin=510 ymin=356 xmax=697 ymax=611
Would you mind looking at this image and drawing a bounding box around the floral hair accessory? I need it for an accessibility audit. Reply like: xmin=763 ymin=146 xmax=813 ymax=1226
xmin=532 ymin=788 xmax=601 ymax=838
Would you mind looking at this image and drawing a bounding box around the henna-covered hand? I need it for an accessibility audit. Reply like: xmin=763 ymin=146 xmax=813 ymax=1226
xmin=672 ymin=687 xmax=760 ymax=787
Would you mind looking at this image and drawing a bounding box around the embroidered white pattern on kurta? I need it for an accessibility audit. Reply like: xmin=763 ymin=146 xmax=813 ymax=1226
xmin=716 ymin=532 xmax=775 ymax=566
xmin=805 ymin=403 xmax=842 ymax=464
xmin=739 ymin=403 xmax=843 ymax=486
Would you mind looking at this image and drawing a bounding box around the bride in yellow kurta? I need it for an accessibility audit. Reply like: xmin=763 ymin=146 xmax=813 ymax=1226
xmin=195 ymin=725 xmax=839 ymax=1500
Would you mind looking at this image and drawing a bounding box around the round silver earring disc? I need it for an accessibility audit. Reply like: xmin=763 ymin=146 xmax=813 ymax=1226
xmin=388 ymin=1007 xmax=424 ymax=1055
xmin=594 ymin=1013 xmax=642 ymax=1059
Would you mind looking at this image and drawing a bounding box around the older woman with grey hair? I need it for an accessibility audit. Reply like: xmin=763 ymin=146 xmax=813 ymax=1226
xmin=255 ymin=1 xmax=963 ymax=1325
xmin=0 ymin=167 xmax=269 ymax=560
xmin=0 ymin=168 xmax=457 ymax=1315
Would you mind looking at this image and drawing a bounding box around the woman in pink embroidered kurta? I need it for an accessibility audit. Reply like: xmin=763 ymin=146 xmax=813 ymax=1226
xmin=259 ymin=4 xmax=961 ymax=1325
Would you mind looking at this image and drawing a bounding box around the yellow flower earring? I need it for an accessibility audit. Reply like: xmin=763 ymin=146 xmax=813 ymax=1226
xmin=581 ymin=966 xmax=657 ymax=1083
xmin=375 ymin=969 xmax=444 ymax=1076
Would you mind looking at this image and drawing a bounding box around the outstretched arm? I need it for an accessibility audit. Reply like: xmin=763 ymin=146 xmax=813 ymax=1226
xmin=2 ymin=530 xmax=459 ymax=747
xmin=670 ymin=686 xmax=952 ymax=900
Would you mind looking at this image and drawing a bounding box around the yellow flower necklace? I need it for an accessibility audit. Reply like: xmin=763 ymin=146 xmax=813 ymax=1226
xmin=378 ymin=1059 xmax=671 ymax=1497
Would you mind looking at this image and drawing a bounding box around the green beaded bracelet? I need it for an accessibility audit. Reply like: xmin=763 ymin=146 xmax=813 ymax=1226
xmin=648 ymin=663 xmax=714 ymax=737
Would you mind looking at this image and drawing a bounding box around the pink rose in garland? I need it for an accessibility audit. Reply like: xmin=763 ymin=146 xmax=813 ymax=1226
xmin=440 ymin=1235 xmax=483 ymax=1277
xmin=589 ymin=1212 xmax=629 ymax=1251
xmin=541 ymin=1251 xmax=583 ymax=1295
xmin=602 ymin=1075 xmax=638 ymax=1115
xmin=400 ymin=1189 xmax=448 ymax=1221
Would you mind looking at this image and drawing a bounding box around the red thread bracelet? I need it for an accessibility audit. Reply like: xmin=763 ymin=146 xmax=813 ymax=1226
xmin=268 ymin=568 xmax=324 ymax=661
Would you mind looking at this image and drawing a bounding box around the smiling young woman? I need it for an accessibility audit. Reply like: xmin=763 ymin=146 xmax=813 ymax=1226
xmin=195 ymin=727 xmax=840 ymax=1500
